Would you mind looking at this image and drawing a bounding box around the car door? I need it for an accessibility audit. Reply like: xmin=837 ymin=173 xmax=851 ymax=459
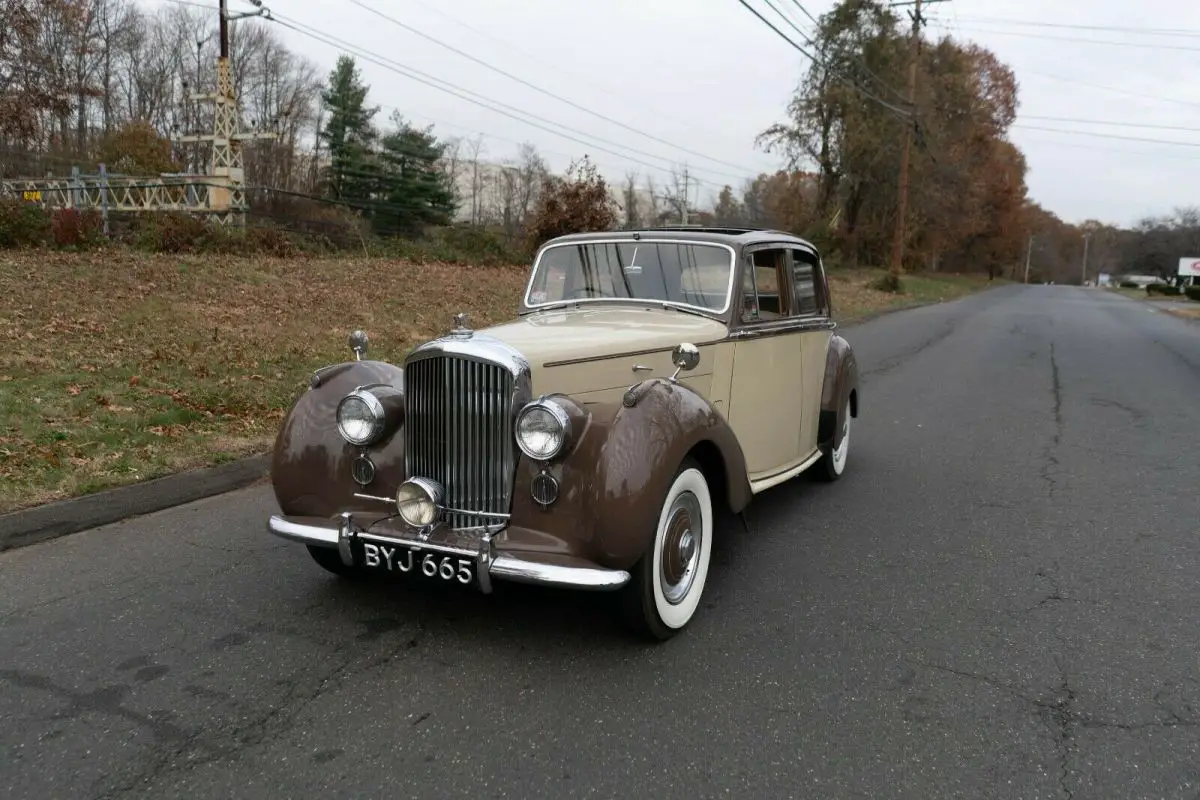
xmin=789 ymin=246 xmax=835 ymax=461
xmin=725 ymin=244 xmax=807 ymax=482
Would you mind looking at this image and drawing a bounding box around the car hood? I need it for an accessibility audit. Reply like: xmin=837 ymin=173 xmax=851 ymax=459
xmin=480 ymin=305 xmax=729 ymax=397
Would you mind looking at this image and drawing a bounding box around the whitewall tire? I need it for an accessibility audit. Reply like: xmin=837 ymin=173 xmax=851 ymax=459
xmin=818 ymin=398 xmax=851 ymax=481
xmin=624 ymin=459 xmax=714 ymax=640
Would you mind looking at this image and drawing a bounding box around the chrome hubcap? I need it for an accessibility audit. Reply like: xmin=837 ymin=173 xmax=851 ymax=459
xmin=660 ymin=492 xmax=702 ymax=605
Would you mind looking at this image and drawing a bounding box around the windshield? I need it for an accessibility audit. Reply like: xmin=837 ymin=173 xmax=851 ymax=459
xmin=525 ymin=240 xmax=734 ymax=313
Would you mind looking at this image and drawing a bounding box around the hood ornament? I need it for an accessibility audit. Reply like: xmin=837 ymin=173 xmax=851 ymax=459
xmin=449 ymin=312 xmax=473 ymax=340
xmin=348 ymin=329 xmax=369 ymax=361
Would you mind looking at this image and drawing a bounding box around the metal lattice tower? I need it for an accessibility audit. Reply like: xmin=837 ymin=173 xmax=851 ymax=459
xmin=0 ymin=0 xmax=276 ymax=227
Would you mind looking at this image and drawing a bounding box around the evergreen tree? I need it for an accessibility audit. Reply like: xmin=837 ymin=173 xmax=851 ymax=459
xmin=372 ymin=114 xmax=458 ymax=237
xmin=319 ymin=55 xmax=378 ymax=205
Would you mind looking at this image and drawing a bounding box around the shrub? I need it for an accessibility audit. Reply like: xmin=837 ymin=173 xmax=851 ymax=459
xmin=129 ymin=212 xmax=218 ymax=253
xmin=1146 ymin=283 xmax=1182 ymax=296
xmin=50 ymin=208 xmax=104 ymax=250
xmin=870 ymin=272 xmax=905 ymax=294
xmin=1185 ymin=284 xmax=1200 ymax=302
xmin=525 ymin=157 xmax=617 ymax=250
xmin=1119 ymin=281 xmax=1139 ymax=289
xmin=243 ymin=225 xmax=299 ymax=258
xmin=0 ymin=199 xmax=51 ymax=247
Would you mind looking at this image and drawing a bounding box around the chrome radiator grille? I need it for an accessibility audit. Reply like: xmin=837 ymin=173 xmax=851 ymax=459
xmin=403 ymin=354 xmax=516 ymax=530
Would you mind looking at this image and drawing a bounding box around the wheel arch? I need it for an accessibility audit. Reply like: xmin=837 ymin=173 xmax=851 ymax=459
xmin=506 ymin=378 xmax=750 ymax=571
xmin=818 ymin=333 xmax=859 ymax=451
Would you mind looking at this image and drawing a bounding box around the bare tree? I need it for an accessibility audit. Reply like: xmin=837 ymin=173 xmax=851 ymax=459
xmin=514 ymin=142 xmax=545 ymax=228
xmin=465 ymin=134 xmax=487 ymax=225
xmin=643 ymin=175 xmax=661 ymax=225
xmin=622 ymin=170 xmax=641 ymax=228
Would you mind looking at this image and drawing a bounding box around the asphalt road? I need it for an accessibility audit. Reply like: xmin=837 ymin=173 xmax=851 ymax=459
xmin=3 ymin=286 xmax=1199 ymax=799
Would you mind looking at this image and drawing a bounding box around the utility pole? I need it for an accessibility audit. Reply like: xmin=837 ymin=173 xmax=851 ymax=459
xmin=1080 ymin=232 xmax=1091 ymax=286
xmin=1023 ymin=234 xmax=1034 ymax=284
xmin=173 ymin=0 xmax=276 ymax=225
xmin=680 ymin=165 xmax=690 ymax=225
xmin=887 ymin=0 xmax=948 ymax=281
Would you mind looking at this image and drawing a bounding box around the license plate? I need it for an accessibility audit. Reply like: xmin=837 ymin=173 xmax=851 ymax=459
xmin=361 ymin=541 xmax=475 ymax=586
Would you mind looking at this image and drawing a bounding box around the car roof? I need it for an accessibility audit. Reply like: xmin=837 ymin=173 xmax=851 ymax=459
xmin=541 ymin=226 xmax=819 ymax=250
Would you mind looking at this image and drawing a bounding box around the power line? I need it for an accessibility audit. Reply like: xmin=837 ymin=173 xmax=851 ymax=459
xmin=394 ymin=0 xmax=642 ymax=105
xmin=268 ymin=13 xmax=755 ymax=185
xmin=1021 ymin=115 xmax=1200 ymax=134
xmin=1012 ymin=124 xmax=1200 ymax=148
xmin=781 ymin=0 xmax=911 ymax=103
xmin=1022 ymin=69 xmax=1200 ymax=111
xmin=931 ymin=23 xmax=1200 ymax=53
xmin=952 ymin=14 xmax=1200 ymax=38
xmin=343 ymin=0 xmax=756 ymax=175
xmin=733 ymin=0 xmax=914 ymax=121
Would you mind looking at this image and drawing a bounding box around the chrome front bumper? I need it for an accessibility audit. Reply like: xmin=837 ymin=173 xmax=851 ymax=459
xmin=267 ymin=514 xmax=630 ymax=593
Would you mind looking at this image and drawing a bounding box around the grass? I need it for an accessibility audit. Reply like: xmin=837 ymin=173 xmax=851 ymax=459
xmin=0 ymin=252 xmax=998 ymax=513
xmin=829 ymin=267 xmax=1004 ymax=321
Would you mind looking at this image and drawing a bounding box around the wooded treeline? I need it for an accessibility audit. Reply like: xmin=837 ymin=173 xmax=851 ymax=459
xmin=1 ymin=0 xmax=1194 ymax=279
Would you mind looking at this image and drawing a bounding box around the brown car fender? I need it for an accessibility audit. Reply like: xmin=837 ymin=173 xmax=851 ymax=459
xmin=506 ymin=379 xmax=751 ymax=570
xmin=271 ymin=360 xmax=406 ymax=518
xmin=818 ymin=333 xmax=859 ymax=452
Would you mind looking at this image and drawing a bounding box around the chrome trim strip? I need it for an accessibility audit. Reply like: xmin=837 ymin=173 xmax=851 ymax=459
xmin=266 ymin=515 xmax=629 ymax=591
xmin=748 ymin=449 xmax=824 ymax=494
xmin=521 ymin=238 xmax=738 ymax=317
xmin=541 ymin=338 xmax=725 ymax=369
xmin=490 ymin=553 xmax=631 ymax=591
xmin=404 ymin=333 xmax=531 ymax=379
xmin=729 ymin=317 xmax=835 ymax=340
xmin=268 ymin=515 xmax=339 ymax=547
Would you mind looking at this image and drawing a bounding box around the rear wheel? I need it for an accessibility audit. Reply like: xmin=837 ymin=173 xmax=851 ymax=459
xmin=622 ymin=458 xmax=714 ymax=640
xmin=307 ymin=545 xmax=363 ymax=578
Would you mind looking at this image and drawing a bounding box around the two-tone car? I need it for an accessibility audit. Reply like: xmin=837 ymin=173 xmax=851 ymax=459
xmin=267 ymin=226 xmax=859 ymax=639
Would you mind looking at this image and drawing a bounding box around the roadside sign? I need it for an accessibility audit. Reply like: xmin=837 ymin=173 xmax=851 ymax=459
xmin=1179 ymin=257 xmax=1200 ymax=276
xmin=21 ymin=190 xmax=41 ymax=202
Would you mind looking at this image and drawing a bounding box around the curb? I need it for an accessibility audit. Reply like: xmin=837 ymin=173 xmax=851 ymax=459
xmin=0 ymin=455 xmax=271 ymax=553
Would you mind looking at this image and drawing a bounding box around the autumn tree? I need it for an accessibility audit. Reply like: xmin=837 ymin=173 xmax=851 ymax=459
xmin=712 ymin=185 xmax=745 ymax=226
xmin=758 ymin=0 xmax=1028 ymax=276
xmin=0 ymin=0 xmax=73 ymax=145
xmin=99 ymin=119 xmax=179 ymax=173
xmin=526 ymin=156 xmax=617 ymax=248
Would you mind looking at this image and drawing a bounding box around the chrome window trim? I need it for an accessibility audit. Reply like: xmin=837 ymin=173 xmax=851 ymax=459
xmin=521 ymin=239 xmax=738 ymax=317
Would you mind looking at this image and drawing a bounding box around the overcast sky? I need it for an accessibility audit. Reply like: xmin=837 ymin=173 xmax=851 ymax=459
xmin=205 ymin=0 xmax=1200 ymax=227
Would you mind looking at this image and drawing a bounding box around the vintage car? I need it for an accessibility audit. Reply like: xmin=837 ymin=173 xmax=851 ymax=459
xmin=267 ymin=226 xmax=858 ymax=639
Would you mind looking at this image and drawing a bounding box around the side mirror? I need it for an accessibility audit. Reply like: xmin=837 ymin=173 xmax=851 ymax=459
xmin=348 ymin=329 xmax=369 ymax=361
xmin=670 ymin=342 xmax=700 ymax=381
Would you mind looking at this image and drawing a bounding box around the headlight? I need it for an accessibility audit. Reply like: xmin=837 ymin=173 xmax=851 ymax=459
xmin=515 ymin=399 xmax=571 ymax=461
xmin=396 ymin=477 xmax=443 ymax=527
xmin=336 ymin=389 xmax=385 ymax=445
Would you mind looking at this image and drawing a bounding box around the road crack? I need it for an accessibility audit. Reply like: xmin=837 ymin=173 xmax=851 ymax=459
xmin=92 ymin=618 xmax=428 ymax=798
xmin=1039 ymin=342 xmax=1064 ymax=499
xmin=862 ymin=321 xmax=958 ymax=379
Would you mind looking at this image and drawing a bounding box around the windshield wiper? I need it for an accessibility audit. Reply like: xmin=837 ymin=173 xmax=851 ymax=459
xmin=659 ymin=301 xmax=718 ymax=320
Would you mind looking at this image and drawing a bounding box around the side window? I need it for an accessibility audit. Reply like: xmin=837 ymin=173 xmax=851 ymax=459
xmin=741 ymin=248 xmax=791 ymax=322
xmin=790 ymin=248 xmax=825 ymax=317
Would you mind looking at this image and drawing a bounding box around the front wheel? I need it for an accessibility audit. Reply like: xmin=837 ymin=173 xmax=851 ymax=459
xmin=622 ymin=459 xmax=714 ymax=640
xmin=817 ymin=397 xmax=851 ymax=481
